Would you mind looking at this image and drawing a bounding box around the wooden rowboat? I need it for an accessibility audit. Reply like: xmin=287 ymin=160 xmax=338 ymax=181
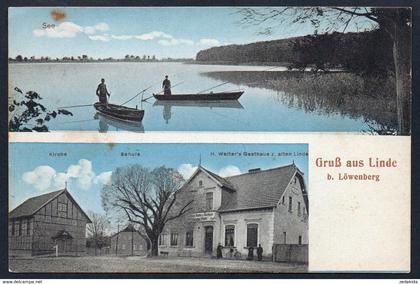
xmin=94 ymin=102 xmax=144 ymax=123
xmin=153 ymin=91 xmax=244 ymax=101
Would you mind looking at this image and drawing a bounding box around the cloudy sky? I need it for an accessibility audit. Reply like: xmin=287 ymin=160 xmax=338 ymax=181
xmin=9 ymin=7 xmax=373 ymax=59
xmin=9 ymin=143 xmax=308 ymax=215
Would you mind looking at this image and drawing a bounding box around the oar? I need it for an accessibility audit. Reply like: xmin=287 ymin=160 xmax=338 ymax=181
xmin=121 ymin=85 xmax=153 ymax=106
xmin=197 ymin=81 xmax=231 ymax=94
xmin=57 ymin=103 xmax=93 ymax=109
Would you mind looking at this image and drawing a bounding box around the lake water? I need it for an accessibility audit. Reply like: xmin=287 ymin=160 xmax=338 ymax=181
xmin=8 ymin=62 xmax=383 ymax=132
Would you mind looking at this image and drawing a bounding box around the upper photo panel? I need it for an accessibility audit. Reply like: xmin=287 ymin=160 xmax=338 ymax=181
xmin=8 ymin=7 xmax=412 ymax=134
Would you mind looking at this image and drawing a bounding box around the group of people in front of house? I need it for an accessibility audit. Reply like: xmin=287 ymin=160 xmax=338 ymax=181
xmin=96 ymin=75 xmax=171 ymax=105
xmin=216 ymin=243 xmax=264 ymax=261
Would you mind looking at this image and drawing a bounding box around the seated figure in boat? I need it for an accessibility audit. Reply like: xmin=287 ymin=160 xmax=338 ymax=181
xmin=162 ymin=75 xmax=171 ymax=95
xmin=96 ymin=78 xmax=111 ymax=104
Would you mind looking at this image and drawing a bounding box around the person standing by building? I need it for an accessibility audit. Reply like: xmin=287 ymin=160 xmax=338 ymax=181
xmin=257 ymin=244 xmax=263 ymax=261
xmin=247 ymin=246 xmax=254 ymax=260
xmin=162 ymin=75 xmax=171 ymax=95
xmin=96 ymin=78 xmax=111 ymax=105
xmin=216 ymin=243 xmax=223 ymax=259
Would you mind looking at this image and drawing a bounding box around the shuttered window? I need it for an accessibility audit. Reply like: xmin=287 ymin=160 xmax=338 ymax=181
xmin=185 ymin=231 xmax=194 ymax=247
xmin=224 ymin=225 xmax=235 ymax=246
xmin=170 ymin=232 xmax=178 ymax=246
xmin=246 ymin=224 xmax=258 ymax=247
xmin=206 ymin=192 xmax=213 ymax=211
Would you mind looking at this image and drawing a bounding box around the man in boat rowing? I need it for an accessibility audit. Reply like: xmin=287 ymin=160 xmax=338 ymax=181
xmin=162 ymin=75 xmax=171 ymax=95
xmin=96 ymin=78 xmax=111 ymax=104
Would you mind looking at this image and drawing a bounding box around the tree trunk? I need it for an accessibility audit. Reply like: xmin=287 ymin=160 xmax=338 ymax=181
xmin=392 ymin=12 xmax=412 ymax=135
xmin=151 ymin=238 xmax=159 ymax=256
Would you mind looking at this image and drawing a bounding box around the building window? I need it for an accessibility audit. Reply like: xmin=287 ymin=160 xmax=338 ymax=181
xmin=18 ymin=220 xmax=22 ymax=236
xmin=185 ymin=231 xmax=194 ymax=247
xmin=297 ymin=202 xmax=301 ymax=216
xmin=206 ymin=192 xmax=213 ymax=211
xmin=283 ymin=232 xmax=287 ymax=244
xmin=170 ymin=232 xmax=178 ymax=246
xmin=27 ymin=219 xmax=31 ymax=235
xmin=282 ymin=196 xmax=285 ymax=204
xmin=133 ymin=244 xmax=137 ymax=250
xmin=122 ymin=244 xmax=126 ymax=250
xmin=288 ymin=196 xmax=293 ymax=212
xmin=21 ymin=221 xmax=27 ymax=236
xmin=58 ymin=203 xmax=67 ymax=212
xmin=224 ymin=225 xmax=235 ymax=247
xmin=246 ymin=224 xmax=258 ymax=247
xmin=298 ymin=236 xmax=302 ymax=245
xmin=198 ymin=180 xmax=203 ymax=187
xmin=159 ymin=233 xmax=166 ymax=245
xmin=11 ymin=221 xmax=15 ymax=236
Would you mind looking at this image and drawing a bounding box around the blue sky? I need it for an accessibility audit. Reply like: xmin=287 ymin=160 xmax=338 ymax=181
xmin=9 ymin=7 xmax=374 ymax=59
xmin=9 ymin=143 xmax=308 ymax=216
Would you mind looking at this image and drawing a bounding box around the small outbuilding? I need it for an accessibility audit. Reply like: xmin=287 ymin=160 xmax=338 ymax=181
xmin=110 ymin=224 xmax=149 ymax=256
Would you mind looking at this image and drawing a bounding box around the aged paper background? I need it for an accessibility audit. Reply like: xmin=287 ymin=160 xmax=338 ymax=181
xmin=9 ymin=132 xmax=411 ymax=272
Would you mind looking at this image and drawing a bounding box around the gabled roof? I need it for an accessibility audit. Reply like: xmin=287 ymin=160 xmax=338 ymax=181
xmin=183 ymin=166 xmax=235 ymax=191
xmin=218 ymin=164 xmax=301 ymax=212
xmin=199 ymin=167 xmax=235 ymax=191
xmin=9 ymin=189 xmax=64 ymax=219
xmin=9 ymin=188 xmax=92 ymax=223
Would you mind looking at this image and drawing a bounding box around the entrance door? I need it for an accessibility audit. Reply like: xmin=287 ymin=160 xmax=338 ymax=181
xmin=204 ymin=226 xmax=213 ymax=255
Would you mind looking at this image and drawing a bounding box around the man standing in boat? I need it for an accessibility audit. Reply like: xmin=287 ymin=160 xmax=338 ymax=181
xmin=96 ymin=78 xmax=111 ymax=104
xmin=162 ymin=75 xmax=171 ymax=95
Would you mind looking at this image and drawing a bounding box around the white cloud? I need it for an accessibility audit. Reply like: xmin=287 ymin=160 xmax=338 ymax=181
xmin=177 ymin=164 xmax=241 ymax=180
xmin=94 ymin=171 xmax=112 ymax=185
xmin=218 ymin=165 xmax=241 ymax=177
xmin=134 ymin=31 xmax=172 ymax=40
xmin=198 ymin=38 xmax=221 ymax=46
xmin=22 ymin=159 xmax=111 ymax=192
xmin=178 ymin=164 xmax=198 ymax=180
xmin=33 ymin=22 xmax=109 ymax=39
xmin=84 ymin=23 xmax=109 ymax=35
xmin=33 ymin=22 xmax=84 ymax=38
xmin=22 ymin=165 xmax=56 ymax=192
xmin=88 ymin=35 xmax=110 ymax=42
xmin=158 ymin=38 xmax=194 ymax=46
xmin=111 ymin=35 xmax=133 ymax=40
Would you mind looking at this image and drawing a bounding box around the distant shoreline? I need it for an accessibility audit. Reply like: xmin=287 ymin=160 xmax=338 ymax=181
xmin=8 ymin=60 xmax=291 ymax=67
xmin=8 ymin=60 xmax=194 ymax=64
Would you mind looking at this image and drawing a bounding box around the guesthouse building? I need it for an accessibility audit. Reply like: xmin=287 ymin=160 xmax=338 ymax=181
xmin=158 ymin=163 xmax=308 ymax=260
xmin=9 ymin=188 xmax=91 ymax=257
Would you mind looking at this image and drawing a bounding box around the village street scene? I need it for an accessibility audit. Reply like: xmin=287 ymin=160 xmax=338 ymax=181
xmin=9 ymin=143 xmax=308 ymax=273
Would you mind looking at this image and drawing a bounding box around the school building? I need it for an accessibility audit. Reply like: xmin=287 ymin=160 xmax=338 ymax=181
xmin=8 ymin=188 xmax=91 ymax=257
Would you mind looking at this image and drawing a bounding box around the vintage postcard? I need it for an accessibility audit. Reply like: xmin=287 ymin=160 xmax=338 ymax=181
xmin=6 ymin=5 xmax=413 ymax=277
xmin=7 ymin=7 xmax=411 ymax=134
xmin=9 ymin=142 xmax=308 ymax=273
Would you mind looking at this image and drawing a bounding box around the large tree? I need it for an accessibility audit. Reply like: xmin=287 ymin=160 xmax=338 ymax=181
xmin=238 ymin=7 xmax=411 ymax=135
xmin=101 ymin=165 xmax=193 ymax=256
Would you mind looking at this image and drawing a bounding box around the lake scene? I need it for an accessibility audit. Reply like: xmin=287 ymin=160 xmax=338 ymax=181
xmin=8 ymin=7 xmax=410 ymax=134
xmin=9 ymin=62 xmax=396 ymax=132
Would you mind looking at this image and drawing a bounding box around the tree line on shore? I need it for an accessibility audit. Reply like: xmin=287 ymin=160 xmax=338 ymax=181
xmin=9 ymin=54 xmax=193 ymax=63
xmin=196 ymin=30 xmax=393 ymax=76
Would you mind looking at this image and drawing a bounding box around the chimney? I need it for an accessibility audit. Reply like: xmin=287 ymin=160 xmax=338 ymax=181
xmin=248 ymin=168 xmax=261 ymax=173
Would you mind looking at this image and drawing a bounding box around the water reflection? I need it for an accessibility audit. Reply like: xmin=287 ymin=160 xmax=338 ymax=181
xmin=153 ymin=100 xmax=244 ymax=124
xmin=202 ymin=71 xmax=398 ymax=131
xmin=94 ymin=113 xmax=145 ymax=133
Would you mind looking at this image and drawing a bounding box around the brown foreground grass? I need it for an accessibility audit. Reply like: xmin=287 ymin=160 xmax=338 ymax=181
xmin=9 ymin=255 xmax=307 ymax=273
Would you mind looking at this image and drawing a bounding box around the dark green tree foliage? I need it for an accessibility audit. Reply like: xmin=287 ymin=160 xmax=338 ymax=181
xmin=290 ymin=30 xmax=393 ymax=75
xmin=9 ymin=87 xmax=73 ymax=132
